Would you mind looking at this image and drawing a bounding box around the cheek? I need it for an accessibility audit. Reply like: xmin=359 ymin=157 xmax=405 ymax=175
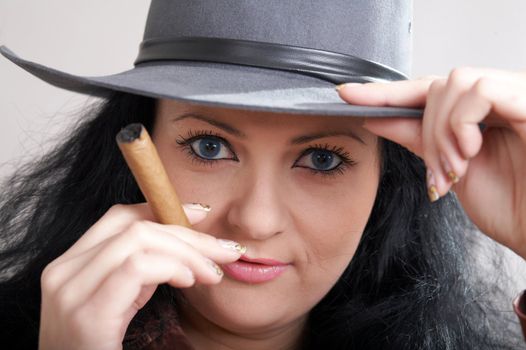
xmin=298 ymin=197 xmax=375 ymax=273
xmin=276 ymin=174 xmax=378 ymax=314
xmin=295 ymin=169 xmax=380 ymax=286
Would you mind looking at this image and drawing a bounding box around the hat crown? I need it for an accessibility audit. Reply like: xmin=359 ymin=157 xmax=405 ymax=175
xmin=143 ymin=0 xmax=413 ymax=76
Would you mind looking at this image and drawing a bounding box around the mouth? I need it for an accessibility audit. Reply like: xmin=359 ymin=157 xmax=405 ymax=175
xmin=222 ymin=255 xmax=290 ymax=284
xmin=238 ymin=255 xmax=288 ymax=266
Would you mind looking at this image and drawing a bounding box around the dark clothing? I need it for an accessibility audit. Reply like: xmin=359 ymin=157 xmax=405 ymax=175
xmin=123 ymin=300 xmax=194 ymax=350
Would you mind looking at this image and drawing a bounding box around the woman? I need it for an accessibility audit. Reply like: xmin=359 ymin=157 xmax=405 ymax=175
xmin=1 ymin=1 xmax=525 ymax=349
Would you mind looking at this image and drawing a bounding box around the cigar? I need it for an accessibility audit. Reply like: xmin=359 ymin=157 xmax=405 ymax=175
xmin=116 ymin=123 xmax=191 ymax=227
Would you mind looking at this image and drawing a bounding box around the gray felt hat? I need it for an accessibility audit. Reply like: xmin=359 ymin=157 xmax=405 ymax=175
xmin=0 ymin=0 xmax=422 ymax=117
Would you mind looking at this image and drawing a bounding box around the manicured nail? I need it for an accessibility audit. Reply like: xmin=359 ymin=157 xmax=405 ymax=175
xmin=335 ymin=82 xmax=362 ymax=91
xmin=206 ymin=258 xmax=223 ymax=276
xmin=441 ymin=159 xmax=460 ymax=184
xmin=428 ymin=185 xmax=440 ymax=202
xmin=426 ymin=169 xmax=440 ymax=202
xmin=447 ymin=171 xmax=459 ymax=184
xmin=445 ymin=168 xmax=459 ymax=184
xmin=183 ymin=203 xmax=211 ymax=212
xmin=218 ymin=239 xmax=247 ymax=254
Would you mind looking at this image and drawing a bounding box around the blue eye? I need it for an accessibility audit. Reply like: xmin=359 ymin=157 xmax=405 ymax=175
xmin=190 ymin=137 xmax=232 ymax=160
xmin=177 ymin=131 xmax=356 ymax=177
xmin=296 ymin=149 xmax=342 ymax=171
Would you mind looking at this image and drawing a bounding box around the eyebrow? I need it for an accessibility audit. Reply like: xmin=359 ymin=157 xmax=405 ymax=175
xmin=291 ymin=131 xmax=364 ymax=145
xmin=171 ymin=114 xmax=365 ymax=145
xmin=172 ymin=114 xmax=246 ymax=138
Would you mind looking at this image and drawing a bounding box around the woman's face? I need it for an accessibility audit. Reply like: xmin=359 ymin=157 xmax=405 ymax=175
xmin=152 ymin=99 xmax=380 ymax=338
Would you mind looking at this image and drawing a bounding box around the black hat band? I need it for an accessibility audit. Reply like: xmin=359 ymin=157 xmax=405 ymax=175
xmin=134 ymin=37 xmax=408 ymax=84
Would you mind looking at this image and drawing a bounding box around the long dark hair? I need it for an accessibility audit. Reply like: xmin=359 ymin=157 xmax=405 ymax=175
xmin=0 ymin=92 xmax=520 ymax=349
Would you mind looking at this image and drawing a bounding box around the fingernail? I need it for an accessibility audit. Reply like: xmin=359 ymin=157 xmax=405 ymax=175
xmin=206 ymin=258 xmax=223 ymax=276
xmin=217 ymin=239 xmax=247 ymax=254
xmin=447 ymin=171 xmax=459 ymax=184
xmin=183 ymin=203 xmax=211 ymax=212
xmin=335 ymin=82 xmax=362 ymax=91
xmin=426 ymin=169 xmax=440 ymax=202
xmin=440 ymin=157 xmax=460 ymax=184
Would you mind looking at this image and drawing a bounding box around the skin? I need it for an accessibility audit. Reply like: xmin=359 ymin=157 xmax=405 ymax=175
xmin=39 ymin=100 xmax=380 ymax=350
xmin=39 ymin=67 xmax=526 ymax=349
xmin=338 ymin=68 xmax=526 ymax=259
xmin=151 ymin=100 xmax=380 ymax=349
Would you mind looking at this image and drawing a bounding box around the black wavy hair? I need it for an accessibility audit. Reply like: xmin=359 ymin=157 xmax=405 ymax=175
xmin=0 ymin=92 xmax=521 ymax=349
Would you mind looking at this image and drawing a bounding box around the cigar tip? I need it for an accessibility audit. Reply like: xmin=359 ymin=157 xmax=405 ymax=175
xmin=116 ymin=123 xmax=144 ymax=143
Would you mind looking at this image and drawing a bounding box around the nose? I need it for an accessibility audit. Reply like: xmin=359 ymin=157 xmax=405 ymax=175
xmin=226 ymin=167 xmax=288 ymax=241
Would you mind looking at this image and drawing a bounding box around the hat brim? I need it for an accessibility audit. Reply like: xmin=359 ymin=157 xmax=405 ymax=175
xmin=1 ymin=45 xmax=422 ymax=117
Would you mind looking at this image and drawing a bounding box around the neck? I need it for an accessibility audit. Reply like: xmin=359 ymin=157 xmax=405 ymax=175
xmin=178 ymin=301 xmax=307 ymax=350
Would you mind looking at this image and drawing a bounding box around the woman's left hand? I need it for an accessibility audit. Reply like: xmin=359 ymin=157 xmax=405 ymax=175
xmin=337 ymin=68 xmax=526 ymax=259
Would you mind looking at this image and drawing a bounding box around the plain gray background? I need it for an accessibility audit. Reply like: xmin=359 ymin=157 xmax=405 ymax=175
xmin=0 ymin=0 xmax=526 ymax=327
xmin=1 ymin=0 xmax=526 ymax=176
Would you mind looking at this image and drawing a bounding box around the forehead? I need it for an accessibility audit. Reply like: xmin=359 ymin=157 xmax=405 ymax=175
xmin=155 ymin=99 xmax=366 ymax=131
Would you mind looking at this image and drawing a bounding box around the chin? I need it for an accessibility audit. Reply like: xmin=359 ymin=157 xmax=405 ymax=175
xmin=180 ymin=277 xmax=308 ymax=334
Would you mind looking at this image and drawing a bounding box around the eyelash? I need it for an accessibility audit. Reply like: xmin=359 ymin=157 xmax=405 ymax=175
xmin=175 ymin=129 xmax=357 ymax=178
xmin=175 ymin=129 xmax=235 ymax=167
xmin=298 ymin=143 xmax=356 ymax=178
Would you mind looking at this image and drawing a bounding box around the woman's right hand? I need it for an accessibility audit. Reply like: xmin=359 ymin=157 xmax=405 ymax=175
xmin=38 ymin=203 xmax=244 ymax=350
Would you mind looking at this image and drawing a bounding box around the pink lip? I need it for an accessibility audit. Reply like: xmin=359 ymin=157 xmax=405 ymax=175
xmin=222 ymin=255 xmax=290 ymax=284
xmin=239 ymin=255 xmax=288 ymax=266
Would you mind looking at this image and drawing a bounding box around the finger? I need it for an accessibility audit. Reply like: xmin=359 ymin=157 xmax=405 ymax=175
xmin=430 ymin=71 xmax=476 ymax=191
xmin=44 ymin=221 xmax=244 ymax=294
xmin=45 ymin=221 xmax=241 ymax=295
xmin=421 ymin=70 xmax=499 ymax=198
xmin=53 ymin=223 xmax=231 ymax=309
xmin=362 ymin=118 xmax=423 ymax=157
xmin=436 ymin=130 xmax=469 ymax=186
xmin=337 ymin=68 xmax=522 ymax=109
xmin=57 ymin=202 xmax=211 ymax=262
xmin=434 ymin=68 xmax=521 ymax=179
xmin=142 ymin=221 xmax=247 ymax=258
xmin=443 ymin=75 xmax=526 ymax=189
xmin=420 ymin=68 xmax=525 ymax=192
xmin=421 ymin=79 xmax=452 ymax=199
xmin=451 ymin=77 xmax=526 ymax=154
xmin=76 ymin=252 xmax=196 ymax=325
xmin=449 ymin=77 xmax=526 ymax=159
xmin=337 ymin=76 xmax=438 ymax=108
